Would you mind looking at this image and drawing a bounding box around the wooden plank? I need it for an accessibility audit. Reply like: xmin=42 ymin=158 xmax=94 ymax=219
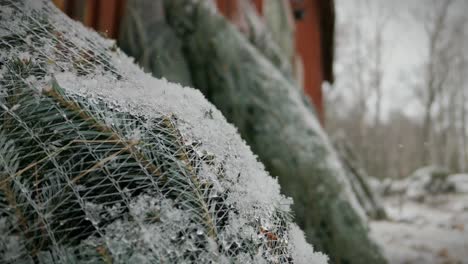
xmin=52 ymin=0 xmax=66 ymax=11
xmin=215 ymin=0 xmax=238 ymax=20
xmin=96 ymin=0 xmax=118 ymax=38
xmin=293 ymin=0 xmax=324 ymax=124
xmin=115 ymin=0 xmax=127 ymax=39
xmin=83 ymin=0 xmax=98 ymax=28
xmin=64 ymin=0 xmax=77 ymax=19
xmin=252 ymin=0 xmax=263 ymax=14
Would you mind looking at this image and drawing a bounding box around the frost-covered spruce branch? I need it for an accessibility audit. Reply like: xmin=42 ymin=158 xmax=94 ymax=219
xmin=0 ymin=0 xmax=326 ymax=263
xmin=118 ymin=0 xmax=387 ymax=263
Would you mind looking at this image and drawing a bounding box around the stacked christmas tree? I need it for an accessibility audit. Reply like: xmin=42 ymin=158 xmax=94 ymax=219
xmin=0 ymin=0 xmax=326 ymax=263
xmin=119 ymin=0 xmax=387 ymax=263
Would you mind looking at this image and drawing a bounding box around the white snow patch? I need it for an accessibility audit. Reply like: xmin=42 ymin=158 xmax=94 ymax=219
xmin=371 ymin=194 xmax=468 ymax=264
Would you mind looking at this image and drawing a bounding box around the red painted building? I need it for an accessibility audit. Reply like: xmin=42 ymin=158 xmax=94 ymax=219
xmin=53 ymin=0 xmax=334 ymax=124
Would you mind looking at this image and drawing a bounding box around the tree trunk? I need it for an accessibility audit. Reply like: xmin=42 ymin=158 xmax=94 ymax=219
xmin=422 ymin=98 xmax=434 ymax=165
xmin=333 ymin=136 xmax=387 ymax=220
xmin=459 ymin=87 xmax=467 ymax=172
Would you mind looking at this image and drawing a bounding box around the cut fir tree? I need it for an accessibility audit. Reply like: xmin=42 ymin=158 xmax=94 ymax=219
xmin=0 ymin=0 xmax=326 ymax=263
xmin=119 ymin=0 xmax=388 ymax=263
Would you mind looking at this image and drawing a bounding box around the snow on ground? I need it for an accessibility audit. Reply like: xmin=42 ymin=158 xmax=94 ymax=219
xmin=371 ymin=194 xmax=468 ymax=264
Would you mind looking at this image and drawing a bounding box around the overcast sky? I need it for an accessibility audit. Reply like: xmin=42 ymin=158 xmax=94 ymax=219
xmin=334 ymin=0 xmax=468 ymax=121
xmin=334 ymin=0 xmax=429 ymax=119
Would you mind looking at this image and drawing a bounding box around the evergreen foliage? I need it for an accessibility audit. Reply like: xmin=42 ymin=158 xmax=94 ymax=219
xmin=118 ymin=0 xmax=192 ymax=87
xmin=0 ymin=1 xmax=326 ymax=263
xmin=119 ymin=0 xmax=387 ymax=263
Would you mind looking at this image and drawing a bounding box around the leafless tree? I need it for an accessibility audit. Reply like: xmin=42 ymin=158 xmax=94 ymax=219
xmin=328 ymin=0 xmax=468 ymax=180
xmin=414 ymin=0 xmax=454 ymax=165
xmin=327 ymin=0 xmax=392 ymax=177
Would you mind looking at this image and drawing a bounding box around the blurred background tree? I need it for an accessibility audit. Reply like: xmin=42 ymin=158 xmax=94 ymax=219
xmin=328 ymin=0 xmax=468 ymax=180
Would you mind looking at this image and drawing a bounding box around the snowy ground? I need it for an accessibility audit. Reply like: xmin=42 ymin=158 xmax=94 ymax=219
xmin=371 ymin=194 xmax=468 ymax=264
